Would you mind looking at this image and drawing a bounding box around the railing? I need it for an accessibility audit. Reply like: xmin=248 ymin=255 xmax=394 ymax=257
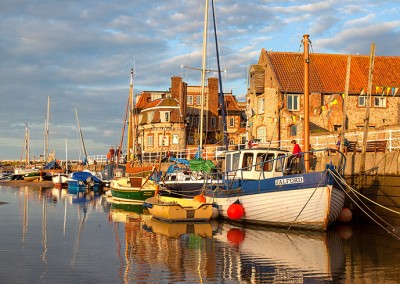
xmin=87 ymin=129 xmax=400 ymax=165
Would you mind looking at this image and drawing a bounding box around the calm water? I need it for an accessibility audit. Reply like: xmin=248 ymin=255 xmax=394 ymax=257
xmin=1 ymin=185 xmax=400 ymax=284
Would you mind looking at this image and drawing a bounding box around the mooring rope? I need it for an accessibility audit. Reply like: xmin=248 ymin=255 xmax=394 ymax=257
xmin=328 ymin=169 xmax=400 ymax=240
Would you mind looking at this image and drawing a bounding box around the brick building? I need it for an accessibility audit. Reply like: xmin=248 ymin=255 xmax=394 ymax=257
xmin=135 ymin=76 xmax=246 ymax=153
xmin=247 ymin=49 xmax=400 ymax=147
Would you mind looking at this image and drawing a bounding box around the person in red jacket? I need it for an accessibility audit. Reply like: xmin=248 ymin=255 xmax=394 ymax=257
xmin=290 ymin=140 xmax=302 ymax=173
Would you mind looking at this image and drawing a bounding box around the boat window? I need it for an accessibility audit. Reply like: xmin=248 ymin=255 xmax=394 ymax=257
xmin=275 ymin=154 xmax=286 ymax=172
xmin=241 ymin=153 xmax=254 ymax=171
xmin=170 ymin=176 xmax=176 ymax=181
xmin=255 ymin=153 xmax=274 ymax=172
xmin=232 ymin=153 xmax=240 ymax=171
xmin=225 ymin=154 xmax=232 ymax=172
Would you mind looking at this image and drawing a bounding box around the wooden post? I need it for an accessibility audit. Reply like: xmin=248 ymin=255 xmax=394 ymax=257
xmin=340 ymin=55 xmax=351 ymax=152
xmin=303 ymin=34 xmax=310 ymax=172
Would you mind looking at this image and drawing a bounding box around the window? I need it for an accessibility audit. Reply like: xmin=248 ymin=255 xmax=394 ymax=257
xmin=172 ymin=134 xmax=179 ymax=144
xmin=289 ymin=125 xmax=297 ymax=137
xmin=257 ymin=126 xmax=267 ymax=143
xmin=211 ymin=117 xmax=216 ymax=127
xmin=358 ymin=96 xmax=367 ymax=107
xmin=242 ymin=153 xmax=254 ymax=171
xmin=159 ymin=135 xmax=169 ymax=146
xmin=147 ymin=111 xmax=154 ymax=123
xmin=229 ymin=117 xmax=235 ymax=127
xmin=160 ymin=111 xmax=170 ymax=122
xmin=147 ymin=135 xmax=154 ymax=146
xmin=255 ymin=153 xmax=274 ymax=172
xmin=287 ymin=94 xmax=300 ymax=111
xmin=258 ymin=97 xmax=264 ymax=114
xmin=151 ymin=93 xmax=163 ymax=101
xmin=275 ymin=154 xmax=286 ymax=172
xmin=374 ymin=97 xmax=387 ymax=108
xmin=187 ymin=95 xmax=193 ymax=105
xmin=196 ymin=96 xmax=201 ymax=105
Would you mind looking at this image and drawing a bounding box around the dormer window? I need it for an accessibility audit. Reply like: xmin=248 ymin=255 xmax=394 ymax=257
xmin=160 ymin=111 xmax=170 ymax=122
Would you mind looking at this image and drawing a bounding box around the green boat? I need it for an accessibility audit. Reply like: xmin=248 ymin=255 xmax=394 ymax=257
xmin=110 ymin=176 xmax=158 ymax=203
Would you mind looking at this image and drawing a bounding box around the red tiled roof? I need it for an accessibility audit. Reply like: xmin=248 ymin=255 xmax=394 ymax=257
xmin=265 ymin=51 xmax=400 ymax=94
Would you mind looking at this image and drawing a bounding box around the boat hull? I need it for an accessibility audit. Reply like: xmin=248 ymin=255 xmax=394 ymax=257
xmin=110 ymin=177 xmax=157 ymax=203
xmin=205 ymin=172 xmax=345 ymax=230
xmin=144 ymin=196 xmax=213 ymax=222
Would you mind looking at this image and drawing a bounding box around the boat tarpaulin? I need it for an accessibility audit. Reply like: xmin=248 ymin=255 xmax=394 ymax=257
xmin=189 ymin=158 xmax=216 ymax=173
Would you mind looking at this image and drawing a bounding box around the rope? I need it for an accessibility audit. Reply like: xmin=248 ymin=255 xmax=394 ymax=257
xmin=328 ymin=169 xmax=400 ymax=240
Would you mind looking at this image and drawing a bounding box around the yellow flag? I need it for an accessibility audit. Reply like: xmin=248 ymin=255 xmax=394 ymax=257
xmin=331 ymin=99 xmax=338 ymax=106
xmin=387 ymin=87 xmax=391 ymax=95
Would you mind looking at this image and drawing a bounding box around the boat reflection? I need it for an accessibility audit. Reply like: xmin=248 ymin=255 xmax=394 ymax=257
xmin=213 ymin=222 xmax=346 ymax=282
xmin=143 ymin=218 xmax=213 ymax=238
xmin=108 ymin=199 xmax=150 ymax=223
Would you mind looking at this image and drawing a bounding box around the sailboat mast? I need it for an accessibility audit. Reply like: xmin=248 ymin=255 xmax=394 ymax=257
xmin=303 ymin=34 xmax=310 ymax=172
xmin=75 ymin=107 xmax=88 ymax=160
xmin=211 ymin=0 xmax=228 ymax=150
xmin=127 ymin=68 xmax=134 ymax=163
xmin=44 ymin=96 xmax=50 ymax=162
xmin=199 ymin=0 xmax=209 ymax=154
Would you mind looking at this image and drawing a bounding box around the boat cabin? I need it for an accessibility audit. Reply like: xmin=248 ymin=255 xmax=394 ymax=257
xmin=224 ymin=148 xmax=292 ymax=180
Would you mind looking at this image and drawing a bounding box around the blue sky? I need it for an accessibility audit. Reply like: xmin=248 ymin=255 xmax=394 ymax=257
xmin=1 ymin=0 xmax=399 ymax=161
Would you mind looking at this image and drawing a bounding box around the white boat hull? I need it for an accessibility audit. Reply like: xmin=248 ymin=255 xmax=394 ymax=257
xmin=207 ymin=185 xmax=344 ymax=230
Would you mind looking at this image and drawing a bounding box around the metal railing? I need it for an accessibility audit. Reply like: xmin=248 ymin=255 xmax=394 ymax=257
xmin=87 ymin=128 xmax=400 ymax=165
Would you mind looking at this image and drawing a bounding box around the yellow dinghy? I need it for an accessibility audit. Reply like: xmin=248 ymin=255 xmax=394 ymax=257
xmin=144 ymin=196 xmax=213 ymax=222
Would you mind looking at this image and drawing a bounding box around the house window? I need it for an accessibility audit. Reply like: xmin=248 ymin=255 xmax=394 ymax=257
xmin=196 ymin=96 xmax=201 ymax=105
xmin=257 ymin=126 xmax=267 ymax=143
xmin=151 ymin=93 xmax=163 ymax=101
xmin=229 ymin=117 xmax=235 ymax=127
xmin=159 ymin=135 xmax=169 ymax=146
xmin=211 ymin=117 xmax=216 ymax=127
xmin=358 ymin=96 xmax=367 ymax=107
xmin=258 ymin=97 xmax=264 ymax=114
xmin=374 ymin=97 xmax=387 ymax=108
xmin=187 ymin=95 xmax=193 ymax=105
xmin=289 ymin=124 xmax=297 ymax=137
xmin=147 ymin=111 xmax=154 ymax=123
xmin=160 ymin=111 xmax=170 ymax=122
xmin=147 ymin=135 xmax=154 ymax=146
xmin=287 ymin=94 xmax=300 ymax=111
xmin=172 ymin=134 xmax=179 ymax=144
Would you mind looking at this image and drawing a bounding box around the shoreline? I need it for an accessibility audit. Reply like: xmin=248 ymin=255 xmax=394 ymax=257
xmin=0 ymin=180 xmax=55 ymax=188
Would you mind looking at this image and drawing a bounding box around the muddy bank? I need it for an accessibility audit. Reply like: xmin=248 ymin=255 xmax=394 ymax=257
xmin=0 ymin=180 xmax=54 ymax=188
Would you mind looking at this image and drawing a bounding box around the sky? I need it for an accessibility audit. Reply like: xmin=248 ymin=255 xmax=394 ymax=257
xmin=1 ymin=0 xmax=399 ymax=161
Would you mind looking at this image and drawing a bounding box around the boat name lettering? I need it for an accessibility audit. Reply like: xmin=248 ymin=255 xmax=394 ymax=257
xmin=275 ymin=177 xmax=304 ymax=186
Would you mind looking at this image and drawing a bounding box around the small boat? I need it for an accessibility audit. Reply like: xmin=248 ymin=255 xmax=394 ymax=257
xmin=67 ymin=171 xmax=104 ymax=193
xmin=23 ymin=171 xmax=41 ymax=182
xmin=52 ymin=173 xmax=69 ymax=188
xmin=161 ymin=157 xmax=222 ymax=198
xmin=143 ymin=195 xmax=214 ymax=222
xmin=110 ymin=176 xmax=158 ymax=203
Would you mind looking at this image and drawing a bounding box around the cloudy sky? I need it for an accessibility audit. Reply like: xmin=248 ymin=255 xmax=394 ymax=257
xmin=1 ymin=0 xmax=399 ymax=161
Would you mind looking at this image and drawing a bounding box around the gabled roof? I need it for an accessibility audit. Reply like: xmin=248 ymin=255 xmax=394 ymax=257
xmin=264 ymin=50 xmax=400 ymax=94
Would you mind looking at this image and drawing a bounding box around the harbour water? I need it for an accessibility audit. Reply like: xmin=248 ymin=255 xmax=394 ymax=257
xmin=1 ymin=185 xmax=400 ymax=283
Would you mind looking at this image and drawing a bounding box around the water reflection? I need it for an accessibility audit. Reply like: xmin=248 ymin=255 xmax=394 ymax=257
xmin=2 ymin=185 xmax=400 ymax=283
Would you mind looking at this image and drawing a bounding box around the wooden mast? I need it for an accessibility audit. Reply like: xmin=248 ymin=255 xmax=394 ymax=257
xmin=360 ymin=43 xmax=375 ymax=173
xmin=303 ymin=34 xmax=310 ymax=172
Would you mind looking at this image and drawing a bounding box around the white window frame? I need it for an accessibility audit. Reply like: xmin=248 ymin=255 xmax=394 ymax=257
xmin=358 ymin=96 xmax=367 ymax=107
xmin=287 ymin=94 xmax=300 ymax=111
xmin=187 ymin=95 xmax=193 ymax=105
xmin=160 ymin=111 xmax=170 ymax=122
xmin=257 ymin=126 xmax=267 ymax=143
xmin=147 ymin=111 xmax=154 ymax=123
xmin=196 ymin=96 xmax=201 ymax=105
xmin=374 ymin=96 xmax=387 ymax=108
xmin=147 ymin=135 xmax=154 ymax=146
xmin=172 ymin=134 xmax=179 ymax=144
xmin=159 ymin=135 xmax=169 ymax=146
xmin=258 ymin=97 xmax=264 ymax=114
xmin=229 ymin=117 xmax=235 ymax=127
